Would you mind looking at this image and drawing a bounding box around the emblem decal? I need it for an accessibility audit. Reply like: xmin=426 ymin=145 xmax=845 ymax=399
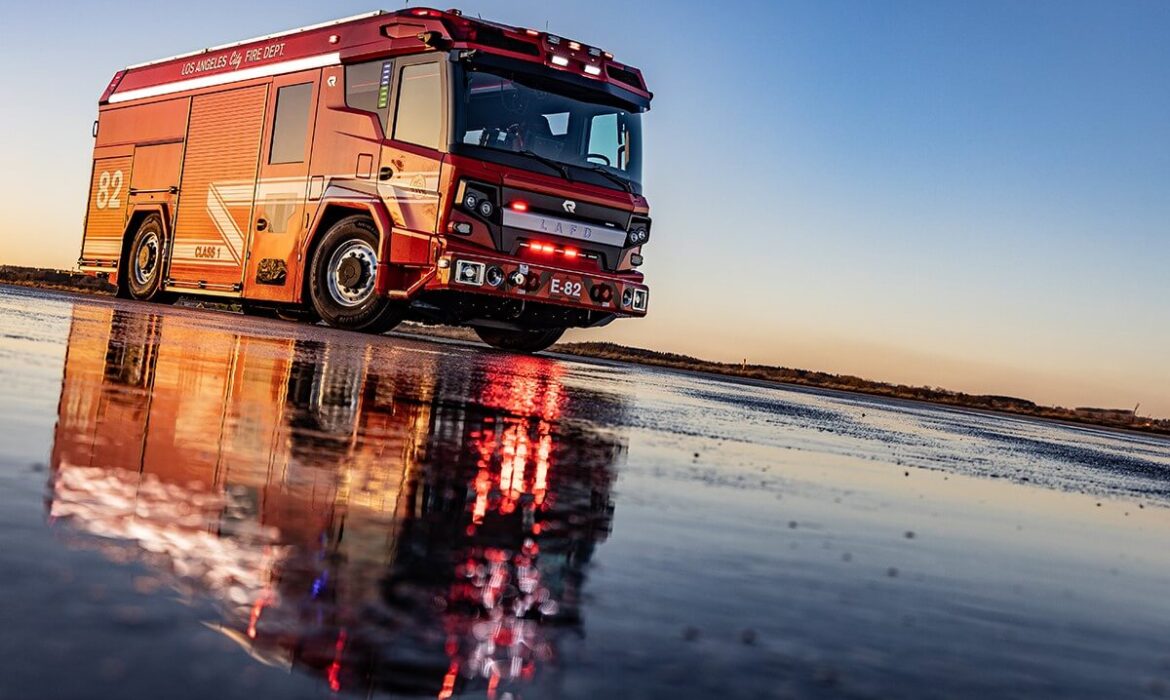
xmin=562 ymin=200 xmax=577 ymax=214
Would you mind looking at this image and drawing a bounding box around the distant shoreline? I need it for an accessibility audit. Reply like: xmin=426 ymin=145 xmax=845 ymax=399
xmin=2 ymin=265 xmax=1165 ymax=436
xmin=550 ymin=344 xmax=1170 ymax=438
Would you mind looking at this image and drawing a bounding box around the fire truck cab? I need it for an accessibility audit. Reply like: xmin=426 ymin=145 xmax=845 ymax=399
xmin=80 ymin=8 xmax=653 ymax=352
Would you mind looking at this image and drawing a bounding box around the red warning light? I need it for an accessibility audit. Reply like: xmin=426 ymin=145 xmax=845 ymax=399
xmin=511 ymin=201 xmax=530 ymax=212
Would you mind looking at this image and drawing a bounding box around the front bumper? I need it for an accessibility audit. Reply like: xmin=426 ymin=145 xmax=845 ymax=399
xmin=427 ymin=252 xmax=649 ymax=317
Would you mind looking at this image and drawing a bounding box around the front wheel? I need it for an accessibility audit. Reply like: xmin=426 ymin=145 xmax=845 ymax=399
xmin=474 ymin=326 xmax=565 ymax=354
xmin=308 ymin=216 xmax=405 ymax=334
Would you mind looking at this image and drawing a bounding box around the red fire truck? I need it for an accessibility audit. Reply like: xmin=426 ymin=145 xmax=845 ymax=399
xmin=79 ymin=8 xmax=653 ymax=352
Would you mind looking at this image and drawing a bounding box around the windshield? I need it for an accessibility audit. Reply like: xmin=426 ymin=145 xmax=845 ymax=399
xmin=455 ymin=65 xmax=643 ymax=187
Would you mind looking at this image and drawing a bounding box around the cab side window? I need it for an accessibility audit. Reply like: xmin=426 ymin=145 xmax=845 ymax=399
xmin=345 ymin=60 xmax=393 ymax=127
xmin=269 ymin=83 xmax=313 ymax=164
xmin=393 ymin=62 xmax=442 ymax=149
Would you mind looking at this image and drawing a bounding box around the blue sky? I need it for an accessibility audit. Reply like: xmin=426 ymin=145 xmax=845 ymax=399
xmin=0 ymin=0 xmax=1167 ymax=414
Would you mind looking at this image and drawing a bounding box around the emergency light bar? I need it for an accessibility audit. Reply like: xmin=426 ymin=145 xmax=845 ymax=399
xmin=518 ymin=240 xmax=600 ymax=261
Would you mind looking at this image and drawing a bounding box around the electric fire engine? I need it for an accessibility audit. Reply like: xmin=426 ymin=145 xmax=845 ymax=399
xmin=79 ymin=8 xmax=653 ymax=352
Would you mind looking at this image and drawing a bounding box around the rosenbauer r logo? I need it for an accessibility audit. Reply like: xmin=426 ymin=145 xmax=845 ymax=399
xmin=562 ymin=200 xmax=577 ymax=214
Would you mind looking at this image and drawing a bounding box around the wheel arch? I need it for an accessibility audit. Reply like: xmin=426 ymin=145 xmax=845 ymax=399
xmin=117 ymin=204 xmax=171 ymax=296
xmin=298 ymin=201 xmax=391 ymax=304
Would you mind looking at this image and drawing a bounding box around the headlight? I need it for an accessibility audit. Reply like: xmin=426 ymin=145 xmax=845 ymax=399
xmin=459 ymin=181 xmax=498 ymax=221
xmin=454 ymin=260 xmax=485 ymax=286
xmin=485 ymin=266 xmax=504 ymax=287
xmin=626 ymin=226 xmax=649 ymax=247
xmin=632 ymin=289 xmax=648 ymax=312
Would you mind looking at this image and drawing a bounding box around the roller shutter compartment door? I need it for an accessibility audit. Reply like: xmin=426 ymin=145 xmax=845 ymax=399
xmin=170 ymin=85 xmax=268 ymax=292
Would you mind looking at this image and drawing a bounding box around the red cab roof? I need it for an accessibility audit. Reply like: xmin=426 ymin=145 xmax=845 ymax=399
xmin=102 ymin=8 xmax=652 ymax=106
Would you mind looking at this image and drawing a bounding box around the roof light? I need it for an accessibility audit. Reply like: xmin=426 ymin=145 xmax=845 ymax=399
xmin=510 ymin=201 xmax=529 ymax=212
xmin=588 ymin=47 xmax=602 ymax=58
xmin=525 ymin=29 xmax=539 ymax=36
xmin=568 ymin=41 xmax=581 ymax=51
xmin=547 ymin=35 xmax=561 ymax=45
xmin=410 ymin=8 xmax=443 ymax=17
xmin=584 ymin=64 xmax=601 ymax=76
xmin=551 ymin=55 xmax=569 ymax=67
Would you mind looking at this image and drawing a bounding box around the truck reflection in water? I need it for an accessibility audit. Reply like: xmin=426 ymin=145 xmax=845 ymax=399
xmin=48 ymin=306 xmax=625 ymax=698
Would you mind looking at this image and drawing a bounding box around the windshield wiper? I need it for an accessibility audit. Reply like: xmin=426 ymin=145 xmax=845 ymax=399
xmin=512 ymin=149 xmax=634 ymax=194
xmin=586 ymin=164 xmax=634 ymax=194
xmin=516 ymin=149 xmax=573 ymax=183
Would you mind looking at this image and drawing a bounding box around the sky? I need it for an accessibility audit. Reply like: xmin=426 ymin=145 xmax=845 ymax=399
xmin=0 ymin=0 xmax=1167 ymax=416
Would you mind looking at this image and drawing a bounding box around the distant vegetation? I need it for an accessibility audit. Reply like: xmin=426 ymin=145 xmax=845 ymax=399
xmin=0 ymin=265 xmax=114 ymax=294
xmin=2 ymin=265 xmax=1165 ymax=436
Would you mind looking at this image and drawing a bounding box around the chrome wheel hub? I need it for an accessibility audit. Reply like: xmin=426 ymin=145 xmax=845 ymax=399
xmin=133 ymin=232 xmax=160 ymax=286
xmin=327 ymin=240 xmax=377 ymax=307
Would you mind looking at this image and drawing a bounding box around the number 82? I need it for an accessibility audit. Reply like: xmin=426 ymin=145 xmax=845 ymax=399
xmin=95 ymin=170 xmax=123 ymax=210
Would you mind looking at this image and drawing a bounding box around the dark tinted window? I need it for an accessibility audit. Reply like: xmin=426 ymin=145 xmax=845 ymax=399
xmin=345 ymin=60 xmax=393 ymax=125
xmin=454 ymin=67 xmax=643 ymax=186
xmin=394 ymin=63 xmax=442 ymax=149
xmin=269 ymin=83 xmax=313 ymax=164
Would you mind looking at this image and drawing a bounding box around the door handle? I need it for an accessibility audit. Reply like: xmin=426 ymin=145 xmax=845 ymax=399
xmin=256 ymin=218 xmax=268 ymax=232
xmin=379 ymin=167 xmax=394 ymax=181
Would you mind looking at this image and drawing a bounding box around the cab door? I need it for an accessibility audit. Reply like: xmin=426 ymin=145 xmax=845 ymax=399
xmin=243 ymin=71 xmax=321 ymax=301
xmin=379 ymin=56 xmax=446 ymax=266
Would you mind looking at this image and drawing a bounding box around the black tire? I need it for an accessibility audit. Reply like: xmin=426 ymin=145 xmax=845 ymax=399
xmin=124 ymin=214 xmax=169 ymax=302
xmin=308 ymin=216 xmax=405 ymax=334
xmin=474 ymin=326 xmax=566 ymax=353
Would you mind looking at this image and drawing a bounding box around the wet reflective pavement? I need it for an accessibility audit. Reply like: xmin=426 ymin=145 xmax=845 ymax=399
xmin=2 ymin=286 xmax=1170 ymax=699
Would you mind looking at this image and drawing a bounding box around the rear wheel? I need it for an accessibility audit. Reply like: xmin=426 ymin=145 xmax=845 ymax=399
xmin=308 ymin=216 xmax=405 ymax=334
xmin=124 ymin=214 xmax=169 ymax=302
xmin=474 ymin=326 xmax=566 ymax=354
